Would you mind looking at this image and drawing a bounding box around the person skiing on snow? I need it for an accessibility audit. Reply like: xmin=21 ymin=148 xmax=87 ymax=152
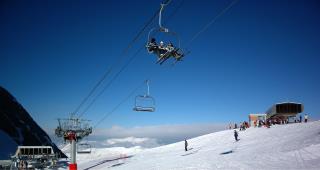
xmin=304 ymin=114 xmax=308 ymax=123
xmin=184 ymin=139 xmax=188 ymax=151
xmin=234 ymin=130 xmax=239 ymax=141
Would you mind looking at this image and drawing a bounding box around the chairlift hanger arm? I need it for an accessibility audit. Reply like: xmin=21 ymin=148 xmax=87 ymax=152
xmin=146 ymin=80 xmax=150 ymax=96
xmin=159 ymin=3 xmax=169 ymax=32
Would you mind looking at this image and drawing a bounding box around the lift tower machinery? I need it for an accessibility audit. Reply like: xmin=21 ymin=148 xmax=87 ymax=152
xmin=55 ymin=113 xmax=92 ymax=170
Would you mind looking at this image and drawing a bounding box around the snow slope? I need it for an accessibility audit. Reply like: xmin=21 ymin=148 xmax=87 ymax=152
xmin=71 ymin=121 xmax=320 ymax=170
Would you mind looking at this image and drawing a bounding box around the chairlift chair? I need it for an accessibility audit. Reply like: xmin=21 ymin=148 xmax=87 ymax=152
xmin=133 ymin=80 xmax=156 ymax=112
xmin=146 ymin=2 xmax=184 ymax=65
xmin=133 ymin=95 xmax=155 ymax=112
xmin=77 ymin=143 xmax=92 ymax=154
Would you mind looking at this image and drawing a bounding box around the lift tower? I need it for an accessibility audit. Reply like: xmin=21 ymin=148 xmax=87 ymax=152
xmin=55 ymin=113 xmax=92 ymax=170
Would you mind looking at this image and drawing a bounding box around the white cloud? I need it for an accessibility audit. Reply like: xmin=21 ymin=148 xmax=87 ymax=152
xmin=91 ymin=123 xmax=227 ymax=146
xmin=100 ymin=137 xmax=160 ymax=148
xmin=46 ymin=123 xmax=228 ymax=149
xmin=106 ymin=137 xmax=149 ymax=145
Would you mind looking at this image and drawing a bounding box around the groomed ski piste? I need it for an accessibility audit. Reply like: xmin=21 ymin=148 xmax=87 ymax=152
xmin=60 ymin=121 xmax=320 ymax=170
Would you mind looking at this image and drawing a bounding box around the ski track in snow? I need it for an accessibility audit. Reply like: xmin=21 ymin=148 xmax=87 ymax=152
xmin=58 ymin=121 xmax=320 ymax=170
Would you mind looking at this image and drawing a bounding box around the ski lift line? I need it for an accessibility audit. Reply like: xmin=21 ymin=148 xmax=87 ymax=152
xmin=92 ymin=67 xmax=158 ymax=128
xmin=87 ymin=1 xmax=186 ymax=126
xmin=185 ymin=0 xmax=239 ymax=48
xmin=78 ymin=1 xmax=184 ymax=118
xmin=73 ymin=68 xmax=112 ymax=115
xmin=93 ymin=75 xmax=157 ymax=129
xmin=83 ymin=0 xmax=237 ymax=120
xmin=78 ymin=46 xmax=144 ymax=118
xmin=93 ymin=80 xmax=146 ymax=129
xmin=74 ymin=15 xmax=157 ymax=117
xmin=85 ymin=0 xmax=239 ymax=128
xmin=72 ymin=0 xmax=171 ymax=117
xmin=92 ymin=66 xmax=158 ymax=129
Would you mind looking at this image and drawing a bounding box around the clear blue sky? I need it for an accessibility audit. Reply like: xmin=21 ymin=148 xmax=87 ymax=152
xmin=1 ymin=0 xmax=319 ymax=129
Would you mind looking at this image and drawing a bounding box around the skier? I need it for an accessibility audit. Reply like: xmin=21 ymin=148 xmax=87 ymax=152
xmin=146 ymin=38 xmax=158 ymax=53
xmin=299 ymin=115 xmax=302 ymax=123
xmin=184 ymin=139 xmax=188 ymax=151
xmin=234 ymin=130 xmax=239 ymax=141
xmin=304 ymin=114 xmax=308 ymax=123
xmin=242 ymin=123 xmax=246 ymax=130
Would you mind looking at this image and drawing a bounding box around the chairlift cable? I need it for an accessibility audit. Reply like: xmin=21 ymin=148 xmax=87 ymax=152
xmin=88 ymin=0 xmax=187 ymax=129
xmin=72 ymin=68 xmax=112 ymax=115
xmin=185 ymin=0 xmax=239 ymax=48
xmin=78 ymin=0 xmax=183 ymax=118
xmin=92 ymin=0 xmax=239 ymax=128
xmin=72 ymin=0 xmax=171 ymax=117
xmin=78 ymin=47 xmax=144 ymax=118
xmin=93 ymin=80 xmax=146 ymax=129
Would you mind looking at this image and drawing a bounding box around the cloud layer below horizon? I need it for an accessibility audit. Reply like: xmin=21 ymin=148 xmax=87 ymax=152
xmin=88 ymin=123 xmax=227 ymax=148
xmin=48 ymin=123 xmax=227 ymax=148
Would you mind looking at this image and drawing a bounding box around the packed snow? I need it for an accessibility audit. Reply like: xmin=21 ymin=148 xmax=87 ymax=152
xmin=60 ymin=121 xmax=320 ymax=170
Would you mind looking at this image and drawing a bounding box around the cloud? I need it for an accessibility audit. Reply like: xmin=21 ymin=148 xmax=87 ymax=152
xmin=91 ymin=123 xmax=227 ymax=146
xmin=106 ymin=137 xmax=150 ymax=145
xmin=46 ymin=123 xmax=228 ymax=149
xmin=100 ymin=137 xmax=160 ymax=148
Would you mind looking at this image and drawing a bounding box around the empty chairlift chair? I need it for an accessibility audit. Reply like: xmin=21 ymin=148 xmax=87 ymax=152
xmin=133 ymin=80 xmax=156 ymax=112
xmin=77 ymin=143 xmax=92 ymax=154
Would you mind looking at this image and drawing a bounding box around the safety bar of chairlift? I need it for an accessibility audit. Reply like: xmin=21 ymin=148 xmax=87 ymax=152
xmin=147 ymin=28 xmax=181 ymax=49
xmin=133 ymin=106 xmax=155 ymax=112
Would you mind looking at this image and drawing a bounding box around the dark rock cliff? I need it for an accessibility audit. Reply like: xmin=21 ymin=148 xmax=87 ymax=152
xmin=0 ymin=86 xmax=67 ymax=159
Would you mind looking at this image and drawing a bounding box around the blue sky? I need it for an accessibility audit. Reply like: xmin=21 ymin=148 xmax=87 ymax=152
xmin=1 ymin=0 xmax=320 ymax=131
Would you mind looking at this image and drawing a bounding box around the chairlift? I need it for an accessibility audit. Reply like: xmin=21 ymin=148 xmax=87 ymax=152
xmin=146 ymin=2 xmax=184 ymax=65
xmin=133 ymin=80 xmax=155 ymax=112
xmin=77 ymin=143 xmax=92 ymax=154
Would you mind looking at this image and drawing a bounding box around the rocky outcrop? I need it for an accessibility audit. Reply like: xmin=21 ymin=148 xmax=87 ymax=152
xmin=0 ymin=86 xmax=67 ymax=159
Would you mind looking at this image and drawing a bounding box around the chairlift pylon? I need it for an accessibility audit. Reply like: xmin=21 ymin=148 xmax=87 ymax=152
xmin=133 ymin=80 xmax=155 ymax=112
xmin=55 ymin=113 xmax=92 ymax=142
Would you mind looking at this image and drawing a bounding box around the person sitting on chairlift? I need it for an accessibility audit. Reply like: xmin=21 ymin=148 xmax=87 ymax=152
xmin=166 ymin=42 xmax=174 ymax=52
xmin=158 ymin=41 xmax=167 ymax=56
xmin=147 ymin=38 xmax=158 ymax=53
xmin=147 ymin=38 xmax=184 ymax=62
xmin=167 ymin=42 xmax=183 ymax=60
